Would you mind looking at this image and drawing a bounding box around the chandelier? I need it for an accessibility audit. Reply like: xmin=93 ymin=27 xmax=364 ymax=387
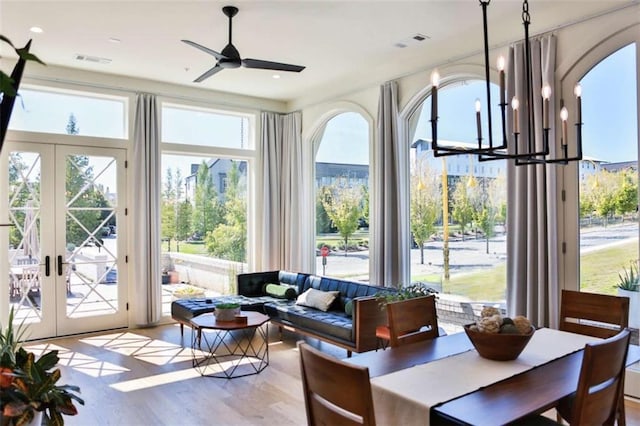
xmin=429 ymin=0 xmax=583 ymax=166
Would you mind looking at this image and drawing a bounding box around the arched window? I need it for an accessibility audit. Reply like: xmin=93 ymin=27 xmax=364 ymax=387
xmin=408 ymin=80 xmax=506 ymax=331
xmin=314 ymin=112 xmax=370 ymax=280
xmin=576 ymin=44 xmax=638 ymax=312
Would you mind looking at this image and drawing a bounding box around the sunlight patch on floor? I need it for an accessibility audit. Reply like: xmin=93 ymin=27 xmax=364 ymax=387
xmin=25 ymin=342 xmax=129 ymax=377
xmin=110 ymin=367 xmax=201 ymax=392
xmin=80 ymin=332 xmax=192 ymax=365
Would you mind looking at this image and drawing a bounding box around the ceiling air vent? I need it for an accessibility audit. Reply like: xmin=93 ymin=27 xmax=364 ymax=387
xmin=74 ymin=54 xmax=112 ymax=64
xmin=394 ymin=33 xmax=430 ymax=49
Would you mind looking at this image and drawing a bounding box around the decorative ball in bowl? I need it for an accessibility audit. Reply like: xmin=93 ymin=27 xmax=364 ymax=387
xmin=464 ymin=308 xmax=535 ymax=361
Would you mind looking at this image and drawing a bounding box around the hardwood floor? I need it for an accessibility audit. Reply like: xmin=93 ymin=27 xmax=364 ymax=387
xmin=25 ymin=323 xmax=640 ymax=425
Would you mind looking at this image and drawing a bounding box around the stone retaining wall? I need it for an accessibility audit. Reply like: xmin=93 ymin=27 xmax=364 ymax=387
xmin=163 ymin=252 xmax=246 ymax=295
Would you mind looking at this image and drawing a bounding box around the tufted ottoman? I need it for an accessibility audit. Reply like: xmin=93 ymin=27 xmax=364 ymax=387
xmin=171 ymin=295 xmax=278 ymax=335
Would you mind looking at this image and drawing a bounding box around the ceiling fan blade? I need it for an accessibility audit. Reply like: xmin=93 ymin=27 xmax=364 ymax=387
xmin=193 ymin=65 xmax=224 ymax=83
xmin=242 ymin=58 xmax=305 ymax=73
xmin=181 ymin=40 xmax=225 ymax=60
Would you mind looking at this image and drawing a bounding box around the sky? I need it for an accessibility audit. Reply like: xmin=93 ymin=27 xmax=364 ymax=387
xmin=7 ymin=42 xmax=639 ymax=174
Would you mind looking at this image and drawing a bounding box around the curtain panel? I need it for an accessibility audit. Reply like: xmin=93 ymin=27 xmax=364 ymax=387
xmin=133 ymin=93 xmax=162 ymax=326
xmin=506 ymin=35 xmax=560 ymax=328
xmin=372 ymin=80 xmax=410 ymax=287
xmin=259 ymin=111 xmax=309 ymax=272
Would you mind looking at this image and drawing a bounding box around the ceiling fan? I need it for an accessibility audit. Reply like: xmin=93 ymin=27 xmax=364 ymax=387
xmin=182 ymin=6 xmax=306 ymax=83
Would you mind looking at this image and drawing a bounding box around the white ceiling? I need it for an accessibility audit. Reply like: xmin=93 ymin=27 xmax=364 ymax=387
xmin=0 ymin=1 xmax=635 ymax=103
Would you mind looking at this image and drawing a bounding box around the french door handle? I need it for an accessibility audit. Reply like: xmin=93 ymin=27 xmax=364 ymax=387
xmin=57 ymin=255 xmax=63 ymax=276
xmin=45 ymin=256 xmax=50 ymax=277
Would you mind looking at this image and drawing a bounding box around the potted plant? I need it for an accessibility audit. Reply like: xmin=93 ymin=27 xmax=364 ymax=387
xmin=375 ymin=282 xmax=438 ymax=309
xmin=214 ymin=302 xmax=241 ymax=322
xmin=617 ymin=261 xmax=639 ymax=328
xmin=0 ymin=309 xmax=84 ymax=425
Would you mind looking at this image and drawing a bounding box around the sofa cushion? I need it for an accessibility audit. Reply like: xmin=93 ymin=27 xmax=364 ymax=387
xmin=265 ymin=301 xmax=353 ymax=342
xmin=264 ymin=283 xmax=297 ymax=300
xmin=296 ymin=288 xmax=340 ymax=312
xmin=279 ymin=271 xmax=309 ymax=291
xmin=344 ymin=299 xmax=354 ymax=317
xmin=300 ymin=275 xmax=392 ymax=311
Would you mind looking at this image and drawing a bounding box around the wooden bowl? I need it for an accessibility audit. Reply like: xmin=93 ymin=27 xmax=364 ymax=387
xmin=464 ymin=324 xmax=535 ymax=361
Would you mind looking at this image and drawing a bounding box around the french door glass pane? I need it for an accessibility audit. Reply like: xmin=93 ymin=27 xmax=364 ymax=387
xmin=65 ymin=154 xmax=119 ymax=318
xmin=8 ymin=152 xmax=43 ymax=324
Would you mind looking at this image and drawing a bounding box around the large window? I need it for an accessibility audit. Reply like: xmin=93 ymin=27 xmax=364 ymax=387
xmin=314 ymin=112 xmax=369 ymax=281
xmin=160 ymin=103 xmax=254 ymax=315
xmin=409 ymin=80 xmax=507 ymax=331
xmin=578 ymin=44 xmax=638 ymax=322
xmin=8 ymin=86 xmax=127 ymax=139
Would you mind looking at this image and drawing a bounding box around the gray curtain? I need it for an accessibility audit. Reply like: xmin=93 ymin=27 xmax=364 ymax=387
xmin=260 ymin=111 xmax=308 ymax=272
xmin=506 ymin=35 xmax=559 ymax=328
xmin=372 ymin=81 xmax=409 ymax=287
xmin=133 ymin=93 xmax=162 ymax=325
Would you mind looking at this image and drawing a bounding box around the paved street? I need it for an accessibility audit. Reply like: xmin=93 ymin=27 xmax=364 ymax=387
xmin=316 ymin=223 xmax=640 ymax=283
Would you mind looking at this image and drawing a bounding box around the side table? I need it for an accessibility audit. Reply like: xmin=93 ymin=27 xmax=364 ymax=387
xmin=190 ymin=311 xmax=270 ymax=379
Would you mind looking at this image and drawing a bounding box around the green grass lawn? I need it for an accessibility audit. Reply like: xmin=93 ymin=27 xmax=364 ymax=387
xmin=162 ymin=241 xmax=208 ymax=255
xmin=579 ymin=241 xmax=637 ymax=295
xmin=412 ymin=240 xmax=637 ymax=301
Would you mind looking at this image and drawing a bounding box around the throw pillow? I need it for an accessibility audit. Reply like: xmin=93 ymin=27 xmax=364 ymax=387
xmin=264 ymin=283 xmax=297 ymax=300
xmin=296 ymin=288 xmax=340 ymax=312
xmin=344 ymin=299 xmax=354 ymax=317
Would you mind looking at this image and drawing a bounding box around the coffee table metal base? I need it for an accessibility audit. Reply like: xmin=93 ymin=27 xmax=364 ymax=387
xmin=191 ymin=323 xmax=269 ymax=379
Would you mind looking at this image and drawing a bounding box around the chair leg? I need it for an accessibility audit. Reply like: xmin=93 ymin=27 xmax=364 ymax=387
xmin=618 ymin=397 xmax=626 ymax=426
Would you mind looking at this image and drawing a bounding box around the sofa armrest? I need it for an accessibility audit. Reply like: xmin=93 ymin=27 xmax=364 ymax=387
xmin=353 ymin=296 xmax=387 ymax=352
xmin=237 ymin=271 xmax=280 ymax=296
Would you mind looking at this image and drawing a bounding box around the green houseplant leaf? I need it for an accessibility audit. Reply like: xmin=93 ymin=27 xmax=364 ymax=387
xmin=617 ymin=261 xmax=639 ymax=291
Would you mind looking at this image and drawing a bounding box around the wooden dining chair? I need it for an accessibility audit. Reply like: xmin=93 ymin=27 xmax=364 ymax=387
xmin=559 ymin=289 xmax=629 ymax=338
xmin=297 ymin=341 xmax=376 ymax=426
xmin=557 ymin=290 xmax=630 ymax=425
xmin=519 ymin=329 xmax=631 ymax=426
xmin=376 ymin=295 xmax=439 ymax=349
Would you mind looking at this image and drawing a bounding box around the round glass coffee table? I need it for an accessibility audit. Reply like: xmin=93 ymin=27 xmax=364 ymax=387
xmin=190 ymin=311 xmax=270 ymax=379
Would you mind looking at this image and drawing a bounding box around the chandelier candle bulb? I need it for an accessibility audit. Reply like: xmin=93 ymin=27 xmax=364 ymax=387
xmin=497 ymin=56 xmax=505 ymax=105
xmin=512 ymin=97 xmax=519 ymax=134
xmin=475 ymin=99 xmax=482 ymax=141
xmin=560 ymin=107 xmax=569 ymax=146
xmin=542 ymin=85 xmax=551 ymax=129
xmin=431 ymin=70 xmax=439 ymax=122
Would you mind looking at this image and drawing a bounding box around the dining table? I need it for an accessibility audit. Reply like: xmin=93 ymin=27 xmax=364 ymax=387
xmin=345 ymin=328 xmax=640 ymax=426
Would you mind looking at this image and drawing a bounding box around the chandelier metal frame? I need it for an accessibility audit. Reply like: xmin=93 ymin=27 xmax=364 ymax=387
xmin=429 ymin=0 xmax=583 ymax=166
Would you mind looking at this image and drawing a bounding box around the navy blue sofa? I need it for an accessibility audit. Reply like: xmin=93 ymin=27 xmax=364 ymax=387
xmin=238 ymin=271 xmax=395 ymax=356
xmin=171 ymin=270 xmax=395 ymax=356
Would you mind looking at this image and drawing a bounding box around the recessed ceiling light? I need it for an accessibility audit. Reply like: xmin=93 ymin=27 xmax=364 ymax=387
xmin=272 ymin=74 xmax=281 ymax=79
xmin=108 ymin=37 xmax=121 ymax=43
xmin=30 ymin=27 xmax=43 ymax=34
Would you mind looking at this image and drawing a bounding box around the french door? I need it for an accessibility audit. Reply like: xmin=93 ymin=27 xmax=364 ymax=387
xmin=0 ymin=142 xmax=128 ymax=339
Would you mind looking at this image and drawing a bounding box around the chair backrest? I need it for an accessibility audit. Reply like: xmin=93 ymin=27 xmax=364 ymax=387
xmin=387 ymin=295 xmax=439 ymax=347
xmin=559 ymin=290 xmax=629 ymax=338
xmin=298 ymin=342 xmax=376 ymax=426
xmin=571 ymin=328 xmax=631 ymax=425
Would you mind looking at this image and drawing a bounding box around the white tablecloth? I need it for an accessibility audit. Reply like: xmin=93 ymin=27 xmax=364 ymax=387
xmin=371 ymin=328 xmax=600 ymax=426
